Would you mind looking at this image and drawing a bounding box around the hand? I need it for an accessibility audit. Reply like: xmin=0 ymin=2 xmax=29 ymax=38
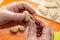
xmin=28 ymin=18 xmax=54 ymax=40
xmin=0 ymin=2 xmax=36 ymax=25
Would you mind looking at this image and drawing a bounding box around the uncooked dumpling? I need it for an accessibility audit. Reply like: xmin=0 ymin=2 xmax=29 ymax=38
xmin=43 ymin=2 xmax=58 ymax=8
xmin=57 ymin=7 xmax=60 ymax=18
xmin=45 ymin=0 xmax=54 ymax=2
xmin=38 ymin=5 xmax=48 ymax=16
xmin=49 ymin=8 xmax=58 ymax=20
xmin=57 ymin=8 xmax=60 ymax=22
xmin=56 ymin=0 xmax=60 ymax=6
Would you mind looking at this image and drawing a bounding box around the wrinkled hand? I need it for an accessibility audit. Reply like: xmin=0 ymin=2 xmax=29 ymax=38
xmin=0 ymin=2 xmax=36 ymax=25
xmin=0 ymin=2 xmax=54 ymax=40
xmin=28 ymin=18 xmax=54 ymax=40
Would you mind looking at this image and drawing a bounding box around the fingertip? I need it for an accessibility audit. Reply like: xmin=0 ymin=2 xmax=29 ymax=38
xmin=23 ymin=2 xmax=36 ymax=15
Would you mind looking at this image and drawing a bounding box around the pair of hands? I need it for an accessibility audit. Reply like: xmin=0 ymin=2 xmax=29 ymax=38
xmin=0 ymin=2 xmax=54 ymax=40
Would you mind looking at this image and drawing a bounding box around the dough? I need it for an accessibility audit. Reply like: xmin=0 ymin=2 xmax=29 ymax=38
xmin=9 ymin=26 xmax=19 ymax=33
xmin=45 ymin=0 xmax=54 ymax=2
xmin=57 ymin=7 xmax=60 ymax=17
xmin=24 ymin=11 xmax=35 ymax=22
xmin=57 ymin=7 xmax=60 ymax=23
xmin=19 ymin=26 xmax=26 ymax=32
xmin=56 ymin=0 xmax=60 ymax=6
xmin=38 ymin=5 xmax=48 ymax=16
xmin=43 ymin=2 xmax=58 ymax=8
xmin=49 ymin=8 xmax=58 ymax=20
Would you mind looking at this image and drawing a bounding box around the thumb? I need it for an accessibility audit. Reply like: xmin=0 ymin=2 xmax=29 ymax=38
xmin=7 ymin=11 xmax=26 ymax=21
xmin=0 ymin=10 xmax=25 ymax=25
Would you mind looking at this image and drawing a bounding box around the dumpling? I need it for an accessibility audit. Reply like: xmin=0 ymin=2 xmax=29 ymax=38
xmin=38 ymin=5 xmax=48 ymax=16
xmin=45 ymin=0 xmax=54 ymax=2
xmin=43 ymin=2 xmax=58 ymax=8
xmin=56 ymin=0 xmax=60 ymax=6
xmin=49 ymin=8 xmax=58 ymax=20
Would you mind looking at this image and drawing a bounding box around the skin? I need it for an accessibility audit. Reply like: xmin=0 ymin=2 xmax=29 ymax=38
xmin=0 ymin=2 xmax=54 ymax=40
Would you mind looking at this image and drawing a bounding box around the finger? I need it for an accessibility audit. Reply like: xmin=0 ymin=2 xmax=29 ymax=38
xmin=4 ymin=2 xmax=36 ymax=15
xmin=0 ymin=10 xmax=26 ymax=21
xmin=37 ymin=25 xmax=51 ymax=40
xmin=15 ymin=2 xmax=36 ymax=15
xmin=28 ymin=21 xmax=36 ymax=40
xmin=8 ymin=12 xmax=26 ymax=21
xmin=4 ymin=2 xmax=19 ymax=12
xmin=7 ymin=4 xmax=14 ymax=12
xmin=35 ymin=18 xmax=48 ymax=28
xmin=23 ymin=2 xmax=36 ymax=15
xmin=35 ymin=18 xmax=51 ymax=39
xmin=0 ymin=10 xmax=11 ymax=25
xmin=41 ymin=25 xmax=51 ymax=40
xmin=35 ymin=18 xmax=48 ymax=37
xmin=50 ymin=28 xmax=54 ymax=40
